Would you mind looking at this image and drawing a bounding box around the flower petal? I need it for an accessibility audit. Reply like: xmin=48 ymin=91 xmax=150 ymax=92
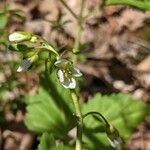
xmin=57 ymin=69 xmax=65 ymax=83
xmin=57 ymin=70 xmax=76 ymax=89
xmin=17 ymin=59 xmax=32 ymax=72
xmin=62 ymin=77 xmax=76 ymax=89
xmin=54 ymin=59 xmax=68 ymax=67
xmin=72 ymin=67 xmax=82 ymax=77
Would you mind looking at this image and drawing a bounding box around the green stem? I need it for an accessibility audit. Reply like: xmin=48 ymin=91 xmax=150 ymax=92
xmin=36 ymin=35 xmax=60 ymax=59
xmin=73 ymin=22 xmax=82 ymax=54
xmin=71 ymin=90 xmax=83 ymax=150
xmin=58 ymin=0 xmax=86 ymax=61
xmin=83 ymin=111 xmax=110 ymax=128
xmin=59 ymin=0 xmax=78 ymax=20
xmin=73 ymin=0 xmax=85 ymax=54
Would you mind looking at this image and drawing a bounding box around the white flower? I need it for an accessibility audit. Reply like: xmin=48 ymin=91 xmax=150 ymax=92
xmin=17 ymin=58 xmax=32 ymax=72
xmin=17 ymin=54 xmax=38 ymax=72
xmin=55 ymin=59 xmax=82 ymax=89
xmin=106 ymin=125 xmax=122 ymax=148
xmin=9 ymin=31 xmax=32 ymax=42
xmin=107 ymin=137 xmax=122 ymax=148
xmin=57 ymin=70 xmax=76 ymax=89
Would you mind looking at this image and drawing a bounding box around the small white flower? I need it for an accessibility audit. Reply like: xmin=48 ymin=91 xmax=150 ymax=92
xmin=107 ymin=137 xmax=122 ymax=148
xmin=9 ymin=31 xmax=32 ymax=42
xmin=106 ymin=125 xmax=122 ymax=148
xmin=17 ymin=54 xmax=38 ymax=72
xmin=55 ymin=59 xmax=82 ymax=89
xmin=17 ymin=59 xmax=32 ymax=72
xmin=57 ymin=70 xmax=76 ymax=89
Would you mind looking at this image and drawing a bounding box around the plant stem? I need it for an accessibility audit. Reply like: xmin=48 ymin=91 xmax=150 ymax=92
xmin=73 ymin=0 xmax=85 ymax=54
xmin=73 ymin=22 xmax=82 ymax=54
xmin=83 ymin=111 xmax=110 ymax=128
xmin=59 ymin=0 xmax=78 ymax=20
xmin=58 ymin=0 xmax=86 ymax=62
xmin=71 ymin=90 xmax=83 ymax=150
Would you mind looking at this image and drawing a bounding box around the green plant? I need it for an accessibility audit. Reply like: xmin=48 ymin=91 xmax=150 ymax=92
xmin=7 ymin=0 xmax=150 ymax=150
xmin=105 ymin=0 xmax=150 ymax=11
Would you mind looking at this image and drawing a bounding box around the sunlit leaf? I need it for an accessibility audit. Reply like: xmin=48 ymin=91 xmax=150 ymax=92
xmin=105 ymin=0 xmax=150 ymax=11
xmin=38 ymin=132 xmax=73 ymax=150
xmin=25 ymin=73 xmax=75 ymax=138
xmin=82 ymin=93 xmax=149 ymax=149
xmin=38 ymin=133 xmax=56 ymax=150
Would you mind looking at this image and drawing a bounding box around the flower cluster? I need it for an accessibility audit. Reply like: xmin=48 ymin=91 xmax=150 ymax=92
xmin=55 ymin=59 xmax=82 ymax=89
xmin=8 ymin=31 xmax=82 ymax=89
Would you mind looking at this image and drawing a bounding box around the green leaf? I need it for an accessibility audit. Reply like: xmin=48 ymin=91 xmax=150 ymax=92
xmin=82 ymin=93 xmax=149 ymax=149
xmin=38 ymin=133 xmax=56 ymax=150
xmin=25 ymin=73 xmax=75 ymax=138
xmin=105 ymin=0 xmax=150 ymax=11
xmin=38 ymin=133 xmax=73 ymax=150
xmin=0 ymin=12 xmax=8 ymax=29
xmin=54 ymin=144 xmax=73 ymax=150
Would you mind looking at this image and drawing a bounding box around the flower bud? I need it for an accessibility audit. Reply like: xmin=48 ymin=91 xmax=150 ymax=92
xmin=106 ymin=125 xmax=122 ymax=148
xmin=17 ymin=54 xmax=38 ymax=72
xmin=9 ymin=31 xmax=32 ymax=42
xmin=30 ymin=36 xmax=38 ymax=43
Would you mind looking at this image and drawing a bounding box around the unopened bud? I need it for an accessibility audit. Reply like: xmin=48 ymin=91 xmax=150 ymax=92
xmin=17 ymin=54 xmax=38 ymax=72
xmin=30 ymin=36 xmax=38 ymax=43
xmin=9 ymin=31 xmax=32 ymax=42
xmin=106 ymin=125 xmax=122 ymax=148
